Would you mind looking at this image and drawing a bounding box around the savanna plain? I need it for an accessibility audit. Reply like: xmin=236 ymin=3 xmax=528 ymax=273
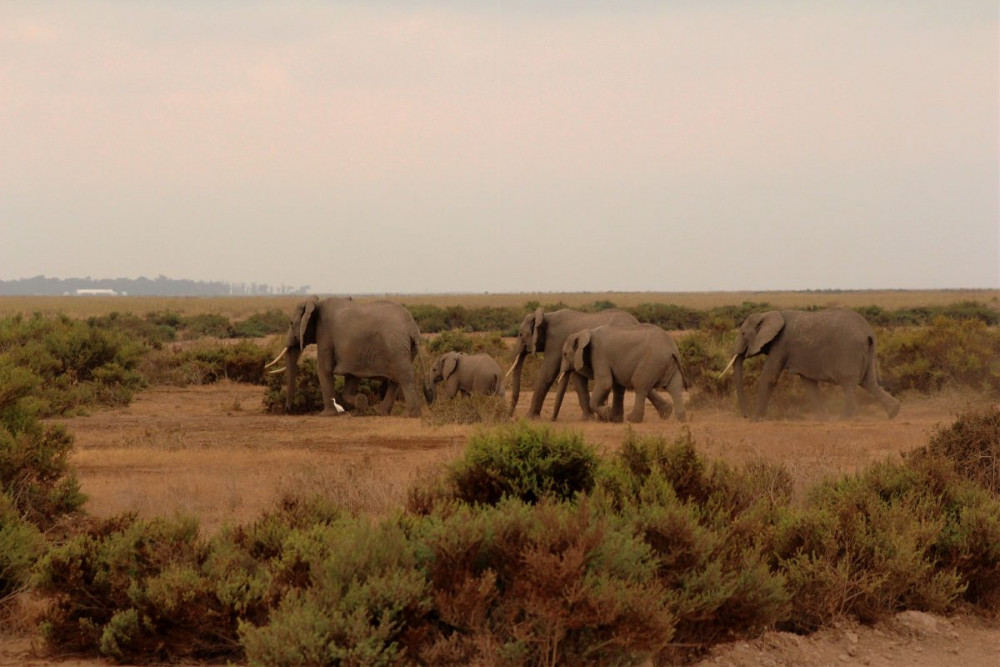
xmin=1 ymin=290 xmax=998 ymax=666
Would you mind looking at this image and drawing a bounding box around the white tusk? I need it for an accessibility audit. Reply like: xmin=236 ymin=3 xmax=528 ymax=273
xmin=719 ymin=354 xmax=739 ymax=376
xmin=264 ymin=348 xmax=288 ymax=369
xmin=505 ymin=357 xmax=520 ymax=378
xmin=268 ymin=367 xmax=286 ymax=375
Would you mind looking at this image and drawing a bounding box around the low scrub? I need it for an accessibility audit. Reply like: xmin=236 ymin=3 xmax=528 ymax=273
xmin=422 ymin=393 xmax=509 ymax=426
xmin=907 ymin=409 xmax=1000 ymax=496
xmin=261 ymin=360 xmax=387 ymax=415
xmin=409 ymin=422 xmax=599 ymax=512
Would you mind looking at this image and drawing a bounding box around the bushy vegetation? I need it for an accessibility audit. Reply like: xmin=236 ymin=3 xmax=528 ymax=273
xmin=16 ymin=415 xmax=1000 ymax=664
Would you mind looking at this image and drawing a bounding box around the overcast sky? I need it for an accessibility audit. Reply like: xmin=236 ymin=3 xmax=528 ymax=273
xmin=2 ymin=1 xmax=997 ymax=293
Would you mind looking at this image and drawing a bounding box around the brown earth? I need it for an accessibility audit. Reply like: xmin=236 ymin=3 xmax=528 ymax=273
xmin=4 ymin=382 xmax=998 ymax=665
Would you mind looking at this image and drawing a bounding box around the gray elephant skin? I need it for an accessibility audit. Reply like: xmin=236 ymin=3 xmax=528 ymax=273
xmin=424 ymin=351 xmax=504 ymax=404
xmin=507 ymin=307 xmax=639 ymax=418
xmin=728 ymin=308 xmax=900 ymax=420
xmin=551 ymin=323 xmax=687 ymax=423
xmin=274 ymin=297 xmax=422 ymax=417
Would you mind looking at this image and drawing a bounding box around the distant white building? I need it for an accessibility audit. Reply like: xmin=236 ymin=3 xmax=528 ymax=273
xmin=74 ymin=289 xmax=122 ymax=296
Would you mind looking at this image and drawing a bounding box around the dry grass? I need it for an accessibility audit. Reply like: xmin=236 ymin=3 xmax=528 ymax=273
xmin=3 ymin=289 xmax=997 ymax=319
xmin=59 ymin=380 xmax=997 ymax=535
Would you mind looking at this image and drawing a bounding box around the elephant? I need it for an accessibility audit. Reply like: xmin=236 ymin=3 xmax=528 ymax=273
xmin=723 ymin=308 xmax=901 ymax=420
xmin=507 ymin=307 xmax=640 ymax=418
xmin=265 ymin=297 xmax=422 ymax=417
xmin=424 ymin=352 xmax=505 ymax=404
xmin=551 ymin=323 xmax=687 ymax=423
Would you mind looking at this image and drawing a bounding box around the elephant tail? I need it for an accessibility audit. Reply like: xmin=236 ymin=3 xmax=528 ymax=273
xmin=674 ymin=353 xmax=690 ymax=390
xmin=862 ymin=335 xmax=880 ymax=385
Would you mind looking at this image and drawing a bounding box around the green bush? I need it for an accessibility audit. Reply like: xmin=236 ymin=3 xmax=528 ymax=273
xmin=410 ymin=422 xmax=599 ymax=512
xmin=0 ymin=492 xmax=45 ymax=607
xmin=262 ymin=360 xmax=387 ymax=415
xmin=230 ymin=309 xmax=288 ymax=338
xmin=595 ymin=431 xmax=791 ymax=660
xmin=878 ymin=317 xmax=1000 ymax=393
xmin=425 ymin=330 xmax=507 ymax=358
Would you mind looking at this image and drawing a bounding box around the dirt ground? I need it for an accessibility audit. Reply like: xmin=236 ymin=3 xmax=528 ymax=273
xmin=4 ymin=381 xmax=998 ymax=665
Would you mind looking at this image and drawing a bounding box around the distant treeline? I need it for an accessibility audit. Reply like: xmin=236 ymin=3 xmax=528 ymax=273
xmin=0 ymin=275 xmax=310 ymax=296
xmin=409 ymin=299 xmax=1000 ymax=334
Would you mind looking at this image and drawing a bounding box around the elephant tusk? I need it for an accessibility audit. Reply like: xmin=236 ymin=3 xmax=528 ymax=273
xmin=268 ymin=367 xmax=286 ymax=375
xmin=264 ymin=348 xmax=287 ymax=369
xmin=505 ymin=357 xmax=519 ymax=378
xmin=719 ymin=354 xmax=739 ymax=376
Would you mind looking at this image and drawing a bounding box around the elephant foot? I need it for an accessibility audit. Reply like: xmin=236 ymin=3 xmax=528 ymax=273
xmin=353 ymin=394 xmax=369 ymax=412
xmin=627 ymin=414 xmax=644 ymax=424
xmin=656 ymin=404 xmax=673 ymax=420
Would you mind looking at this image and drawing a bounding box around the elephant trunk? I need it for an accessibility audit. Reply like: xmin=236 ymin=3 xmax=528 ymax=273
xmin=284 ymin=347 xmax=302 ymax=413
xmin=550 ymin=370 xmax=572 ymax=421
xmin=507 ymin=347 xmax=527 ymax=416
xmin=734 ymin=355 xmax=748 ymax=417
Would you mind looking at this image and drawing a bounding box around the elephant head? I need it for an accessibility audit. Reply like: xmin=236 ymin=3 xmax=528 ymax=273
xmin=264 ymin=298 xmax=320 ymax=412
xmin=726 ymin=311 xmax=785 ymax=417
xmin=424 ymin=352 xmax=461 ymax=405
xmin=550 ymin=330 xmax=591 ymax=420
xmin=506 ymin=308 xmax=545 ymax=414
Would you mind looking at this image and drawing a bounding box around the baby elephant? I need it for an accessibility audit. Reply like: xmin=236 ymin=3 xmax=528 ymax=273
xmin=552 ymin=323 xmax=687 ymax=423
xmin=424 ymin=352 xmax=505 ymax=404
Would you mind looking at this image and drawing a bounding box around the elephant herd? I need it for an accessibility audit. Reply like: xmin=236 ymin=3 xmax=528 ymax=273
xmin=265 ymin=297 xmax=901 ymax=423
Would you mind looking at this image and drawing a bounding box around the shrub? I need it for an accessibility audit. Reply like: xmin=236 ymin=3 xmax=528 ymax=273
xmin=182 ymin=313 xmax=231 ymax=339
xmin=771 ymin=454 xmax=1000 ymax=630
xmin=0 ymin=492 xmax=45 ymax=608
xmin=411 ymin=499 xmax=674 ymax=665
xmin=262 ymin=360 xmax=387 ymax=415
xmin=907 ymin=409 xmax=1000 ymax=496
xmin=230 ymin=309 xmax=288 ymax=338
xmin=878 ymin=317 xmax=1000 ymax=393
xmin=425 ymin=330 xmax=507 ymax=358
xmin=0 ymin=359 xmax=86 ymax=528
xmin=409 ymin=422 xmax=599 ymax=511
xmin=595 ymin=431 xmax=791 ymax=660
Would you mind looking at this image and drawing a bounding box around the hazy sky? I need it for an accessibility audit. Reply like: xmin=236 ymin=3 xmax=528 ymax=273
xmin=2 ymin=1 xmax=997 ymax=293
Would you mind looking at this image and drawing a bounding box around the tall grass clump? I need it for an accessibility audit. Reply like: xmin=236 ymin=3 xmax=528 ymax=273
xmin=422 ymin=393 xmax=509 ymax=426
xmin=906 ymin=409 xmax=999 ymax=496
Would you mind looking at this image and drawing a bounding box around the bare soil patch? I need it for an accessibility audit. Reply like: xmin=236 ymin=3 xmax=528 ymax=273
xmin=12 ymin=382 xmax=997 ymax=665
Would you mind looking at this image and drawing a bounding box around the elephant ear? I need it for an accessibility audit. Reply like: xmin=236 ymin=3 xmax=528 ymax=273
xmin=530 ymin=308 xmax=545 ymax=353
xmin=298 ymin=300 xmax=317 ymax=349
xmin=573 ymin=330 xmax=591 ymax=373
xmin=748 ymin=311 xmax=785 ymax=357
xmin=442 ymin=353 xmax=459 ymax=381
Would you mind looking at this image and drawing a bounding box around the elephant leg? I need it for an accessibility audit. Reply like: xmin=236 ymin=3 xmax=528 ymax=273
xmin=627 ymin=386 xmax=649 ymax=423
xmin=341 ymin=376 xmax=364 ymax=412
xmin=647 ymin=388 xmax=673 ymax=421
xmin=610 ymin=384 xmax=625 ymax=423
xmin=665 ymin=374 xmax=686 ymax=422
xmin=376 ymin=382 xmax=399 ymax=416
xmin=802 ymin=378 xmax=825 ymax=418
xmin=753 ymin=355 xmax=785 ymax=420
xmin=396 ymin=373 xmax=422 ymax=417
xmin=589 ymin=376 xmax=614 ymax=422
xmin=318 ymin=366 xmax=343 ymax=416
xmin=529 ymin=359 xmax=561 ymax=418
xmin=573 ymin=373 xmax=594 ymax=420
xmin=839 ymin=383 xmax=858 ymax=419
xmin=862 ymin=374 xmax=901 ymax=419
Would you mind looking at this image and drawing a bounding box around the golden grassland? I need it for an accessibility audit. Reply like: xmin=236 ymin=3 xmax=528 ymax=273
xmin=1 ymin=288 xmax=997 ymax=319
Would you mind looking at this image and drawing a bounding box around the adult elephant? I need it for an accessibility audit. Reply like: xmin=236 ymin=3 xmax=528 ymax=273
xmin=266 ymin=297 xmax=422 ymax=417
xmin=507 ymin=308 xmax=639 ymax=418
xmin=722 ymin=309 xmax=900 ymax=420
xmin=551 ymin=324 xmax=687 ymax=423
xmin=424 ymin=352 xmax=504 ymax=404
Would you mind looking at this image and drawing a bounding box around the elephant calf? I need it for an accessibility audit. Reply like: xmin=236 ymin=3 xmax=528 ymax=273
xmin=424 ymin=352 xmax=505 ymax=404
xmin=552 ymin=324 xmax=687 ymax=423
